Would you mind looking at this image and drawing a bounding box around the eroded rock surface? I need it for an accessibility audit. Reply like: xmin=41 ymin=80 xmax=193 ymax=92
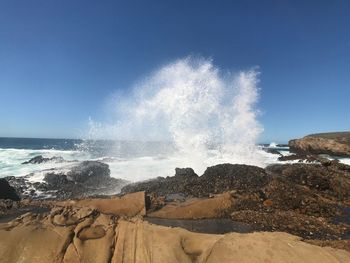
xmin=289 ymin=132 xmax=350 ymax=157
xmin=123 ymin=162 xmax=350 ymax=240
xmin=0 ymin=193 xmax=349 ymax=263
xmin=22 ymin=155 xmax=65 ymax=164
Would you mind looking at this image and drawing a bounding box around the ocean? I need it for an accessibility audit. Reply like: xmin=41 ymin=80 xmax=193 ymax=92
xmin=1 ymin=137 xmax=349 ymax=186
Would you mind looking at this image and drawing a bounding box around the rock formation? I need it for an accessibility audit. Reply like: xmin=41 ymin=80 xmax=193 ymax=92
xmin=6 ymin=161 xmax=128 ymax=199
xmin=289 ymin=132 xmax=350 ymax=157
xmin=0 ymin=192 xmax=349 ymax=263
xmin=22 ymin=155 xmax=65 ymax=164
xmin=0 ymin=179 xmax=20 ymax=201
xmin=1 ymin=160 xmax=350 ymax=262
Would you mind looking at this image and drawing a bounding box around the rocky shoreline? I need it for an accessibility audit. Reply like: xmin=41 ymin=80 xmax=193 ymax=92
xmin=289 ymin=132 xmax=350 ymax=157
xmin=1 ymin=143 xmax=350 ymax=262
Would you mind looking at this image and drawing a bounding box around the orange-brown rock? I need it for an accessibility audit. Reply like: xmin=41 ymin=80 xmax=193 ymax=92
xmin=1 ymin=213 xmax=349 ymax=263
xmin=147 ymin=192 xmax=234 ymax=219
xmin=56 ymin=191 xmax=146 ymax=217
xmin=289 ymin=132 xmax=350 ymax=157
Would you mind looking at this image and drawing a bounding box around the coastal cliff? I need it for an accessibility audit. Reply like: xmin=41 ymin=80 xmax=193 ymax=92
xmin=289 ymin=132 xmax=350 ymax=157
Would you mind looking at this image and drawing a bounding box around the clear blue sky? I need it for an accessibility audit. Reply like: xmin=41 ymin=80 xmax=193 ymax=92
xmin=0 ymin=0 xmax=349 ymax=143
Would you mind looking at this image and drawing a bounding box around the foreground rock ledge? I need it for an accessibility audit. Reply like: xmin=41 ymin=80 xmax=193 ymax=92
xmin=0 ymin=192 xmax=349 ymax=263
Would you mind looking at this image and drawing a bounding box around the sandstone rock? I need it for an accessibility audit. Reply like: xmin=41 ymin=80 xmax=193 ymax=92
xmin=78 ymin=225 xmax=106 ymax=240
xmin=66 ymin=161 xmax=110 ymax=185
xmin=289 ymin=132 xmax=350 ymax=157
xmin=56 ymin=191 xmax=146 ymax=217
xmin=0 ymin=193 xmax=349 ymax=262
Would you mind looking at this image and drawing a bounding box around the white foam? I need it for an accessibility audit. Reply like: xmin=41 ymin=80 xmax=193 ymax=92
xmin=268 ymin=142 xmax=278 ymax=148
xmin=338 ymin=158 xmax=350 ymax=166
xmin=86 ymin=57 xmax=266 ymax=181
xmin=0 ymin=148 xmax=90 ymax=179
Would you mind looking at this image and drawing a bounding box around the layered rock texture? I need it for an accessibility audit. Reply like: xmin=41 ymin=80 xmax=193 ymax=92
xmin=289 ymin=132 xmax=350 ymax=157
xmin=1 ymin=192 xmax=349 ymax=263
xmin=1 ymin=160 xmax=350 ymax=262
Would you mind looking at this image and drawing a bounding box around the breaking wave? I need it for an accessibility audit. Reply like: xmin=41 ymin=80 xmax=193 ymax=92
xmin=85 ymin=57 xmax=269 ymax=179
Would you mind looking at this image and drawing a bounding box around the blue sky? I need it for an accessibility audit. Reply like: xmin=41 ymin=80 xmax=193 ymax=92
xmin=0 ymin=0 xmax=349 ymax=143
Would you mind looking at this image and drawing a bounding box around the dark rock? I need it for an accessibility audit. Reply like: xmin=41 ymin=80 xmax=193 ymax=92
xmin=122 ymin=164 xmax=269 ymax=197
xmin=200 ymin=164 xmax=269 ymax=194
xmin=277 ymin=154 xmax=327 ymax=162
xmin=174 ymin=168 xmax=198 ymax=177
xmin=43 ymin=161 xmax=111 ymax=188
xmin=263 ymin=148 xmax=282 ymax=155
xmin=231 ymin=210 xmax=347 ymax=240
xmin=44 ymin=173 xmax=69 ymax=186
xmin=66 ymin=161 xmax=110 ymax=186
xmin=0 ymin=179 xmax=20 ymax=201
xmin=6 ymin=161 xmax=128 ymax=200
xmin=39 ymin=162 xmax=129 ymax=199
xmin=22 ymin=155 xmax=65 ymax=164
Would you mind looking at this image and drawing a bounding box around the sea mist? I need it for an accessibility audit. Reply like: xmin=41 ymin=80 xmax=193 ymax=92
xmin=87 ymin=57 xmax=266 ymax=181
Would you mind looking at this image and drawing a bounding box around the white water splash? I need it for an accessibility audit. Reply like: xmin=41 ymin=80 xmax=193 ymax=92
xmin=87 ymin=57 xmax=268 ymax=180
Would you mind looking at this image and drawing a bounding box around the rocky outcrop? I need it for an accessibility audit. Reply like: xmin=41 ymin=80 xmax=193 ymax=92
xmin=0 ymin=179 xmax=20 ymax=201
xmin=289 ymin=132 xmax=350 ymax=157
xmin=22 ymin=155 xmax=65 ymax=164
xmin=2 ymin=160 xmax=350 ymax=261
xmin=6 ymin=161 xmax=129 ymax=200
xmin=122 ymin=164 xmax=269 ymax=197
xmin=0 ymin=193 xmax=349 ymax=262
xmin=122 ymin=161 xmax=350 ymax=240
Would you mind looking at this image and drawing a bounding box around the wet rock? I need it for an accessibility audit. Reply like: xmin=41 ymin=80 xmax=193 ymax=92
xmin=44 ymin=173 xmax=69 ymax=186
xmin=277 ymin=154 xmax=331 ymax=163
xmin=7 ymin=161 xmax=129 ymax=200
xmin=0 ymin=179 xmax=20 ymax=201
xmin=22 ymin=155 xmax=65 ymax=164
xmin=263 ymin=148 xmax=282 ymax=155
xmin=122 ymin=164 xmax=269 ymax=197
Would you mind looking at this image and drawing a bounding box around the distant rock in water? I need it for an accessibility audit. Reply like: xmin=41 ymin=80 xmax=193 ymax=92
xmin=0 ymin=179 xmax=20 ymax=201
xmin=66 ymin=161 xmax=110 ymax=184
xmin=289 ymin=132 xmax=350 ymax=157
xmin=277 ymin=154 xmax=331 ymax=163
xmin=8 ymin=161 xmax=128 ymax=200
xmin=262 ymin=148 xmax=282 ymax=156
xmin=22 ymin=155 xmax=65 ymax=164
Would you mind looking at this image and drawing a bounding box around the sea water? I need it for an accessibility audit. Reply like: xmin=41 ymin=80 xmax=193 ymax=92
xmin=1 ymin=58 xmax=349 ymax=184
